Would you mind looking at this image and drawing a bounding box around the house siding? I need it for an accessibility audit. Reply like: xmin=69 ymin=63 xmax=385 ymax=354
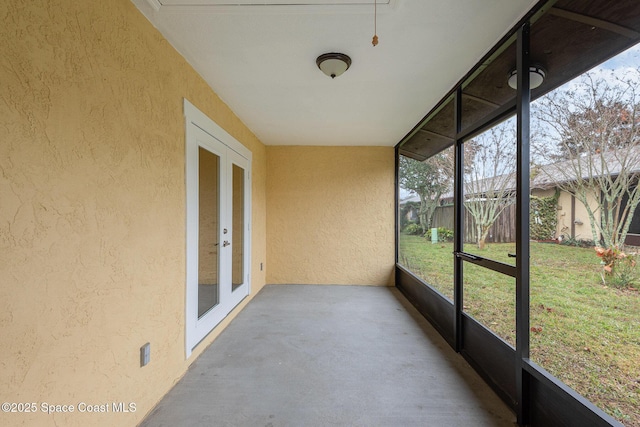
xmin=0 ymin=1 xmax=267 ymax=426
xmin=532 ymin=189 xmax=599 ymax=242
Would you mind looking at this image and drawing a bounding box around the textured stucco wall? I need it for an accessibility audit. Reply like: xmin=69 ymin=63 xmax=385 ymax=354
xmin=0 ymin=1 xmax=267 ymax=426
xmin=266 ymin=146 xmax=395 ymax=286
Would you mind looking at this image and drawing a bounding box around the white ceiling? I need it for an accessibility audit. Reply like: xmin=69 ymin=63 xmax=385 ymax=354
xmin=132 ymin=0 xmax=538 ymax=146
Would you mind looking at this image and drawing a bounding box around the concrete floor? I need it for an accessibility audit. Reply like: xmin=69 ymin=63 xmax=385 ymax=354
xmin=140 ymin=285 xmax=516 ymax=427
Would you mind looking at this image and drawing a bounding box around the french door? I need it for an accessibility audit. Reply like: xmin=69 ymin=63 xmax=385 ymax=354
xmin=185 ymin=102 xmax=251 ymax=357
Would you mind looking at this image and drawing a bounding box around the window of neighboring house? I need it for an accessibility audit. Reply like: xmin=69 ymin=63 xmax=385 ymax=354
xmin=620 ymin=189 xmax=640 ymax=245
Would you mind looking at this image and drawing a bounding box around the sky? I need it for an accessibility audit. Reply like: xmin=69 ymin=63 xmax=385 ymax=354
xmin=599 ymin=42 xmax=640 ymax=71
xmin=562 ymin=41 xmax=640 ymax=92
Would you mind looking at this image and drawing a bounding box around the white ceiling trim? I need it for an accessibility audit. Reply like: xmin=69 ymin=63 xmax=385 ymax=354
xmin=146 ymin=0 xmax=397 ymax=14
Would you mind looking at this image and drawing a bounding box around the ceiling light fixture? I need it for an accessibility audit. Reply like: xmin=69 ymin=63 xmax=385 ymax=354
xmin=507 ymin=65 xmax=546 ymax=89
xmin=316 ymin=53 xmax=352 ymax=79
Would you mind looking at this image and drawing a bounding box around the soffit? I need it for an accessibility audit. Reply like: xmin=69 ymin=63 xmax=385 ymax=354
xmin=399 ymin=0 xmax=640 ymax=161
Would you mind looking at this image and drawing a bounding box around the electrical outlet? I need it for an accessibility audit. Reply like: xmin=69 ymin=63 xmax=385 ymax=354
xmin=140 ymin=343 xmax=150 ymax=367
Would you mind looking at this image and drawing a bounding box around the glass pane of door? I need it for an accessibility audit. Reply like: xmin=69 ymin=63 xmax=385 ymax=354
xmin=198 ymin=147 xmax=220 ymax=318
xmin=231 ymin=163 xmax=244 ymax=291
xmin=463 ymin=118 xmax=517 ymax=265
xmin=461 ymin=118 xmax=517 ymax=347
xmin=463 ymin=262 xmax=516 ymax=347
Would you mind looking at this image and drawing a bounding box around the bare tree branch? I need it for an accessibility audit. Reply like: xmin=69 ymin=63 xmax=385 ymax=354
xmin=464 ymin=123 xmax=516 ymax=249
xmin=532 ymin=69 xmax=640 ymax=248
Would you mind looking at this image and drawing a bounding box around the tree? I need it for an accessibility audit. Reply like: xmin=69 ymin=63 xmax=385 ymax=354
xmin=464 ymin=123 xmax=516 ymax=249
xmin=399 ymin=150 xmax=453 ymax=234
xmin=533 ymin=70 xmax=640 ymax=248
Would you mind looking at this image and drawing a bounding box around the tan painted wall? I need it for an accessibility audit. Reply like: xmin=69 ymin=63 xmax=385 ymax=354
xmin=0 ymin=1 xmax=267 ymax=426
xmin=532 ymin=188 xmax=599 ymax=241
xmin=557 ymin=190 xmax=599 ymax=241
xmin=266 ymin=146 xmax=395 ymax=286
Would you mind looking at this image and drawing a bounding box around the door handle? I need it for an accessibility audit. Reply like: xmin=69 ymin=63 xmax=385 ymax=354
xmin=223 ymin=241 xmax=231 ymax=247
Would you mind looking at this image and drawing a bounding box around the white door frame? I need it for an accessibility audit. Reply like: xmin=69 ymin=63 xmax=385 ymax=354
xmin=184 ymin=99 xmax=252 ymax=358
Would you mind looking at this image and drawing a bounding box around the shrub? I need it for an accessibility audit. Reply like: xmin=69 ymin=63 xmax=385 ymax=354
xmin=530 ymin=192 xmax=559 ymax=240
xmin=403 ymin=223 xmax=424 ymax=236
xmin=561 ymin=237 xmax=595 ymax=248
xmin=595 ymin=246 xmax=637 ymax=288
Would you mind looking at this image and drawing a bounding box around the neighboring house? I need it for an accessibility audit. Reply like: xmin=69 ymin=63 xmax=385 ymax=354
xmin=400 ymin=194 xmax=420 ymax=223
xmin=403 ymin=147 xmax=640 ymax=244
xmin=532 ymin=147 xmax=640 ymax=245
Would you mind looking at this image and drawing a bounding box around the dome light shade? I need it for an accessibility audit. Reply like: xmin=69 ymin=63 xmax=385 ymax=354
xmin=316 ymin=53 xmax=352 ymax=79
xmin=508 ymin=65 xmax=546 ymax=89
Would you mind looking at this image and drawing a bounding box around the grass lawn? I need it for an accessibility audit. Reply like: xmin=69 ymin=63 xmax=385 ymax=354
xmin=399 ymin=234 xmax=640 ymax=426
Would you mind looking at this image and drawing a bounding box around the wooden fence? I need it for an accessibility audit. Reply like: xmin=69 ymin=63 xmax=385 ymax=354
xmin=432 ymin=204 xmax=517 ymax=244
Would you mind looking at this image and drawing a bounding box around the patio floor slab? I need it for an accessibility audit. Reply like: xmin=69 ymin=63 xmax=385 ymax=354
xmin=140 ymin=284 xmax=516 ymax=427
